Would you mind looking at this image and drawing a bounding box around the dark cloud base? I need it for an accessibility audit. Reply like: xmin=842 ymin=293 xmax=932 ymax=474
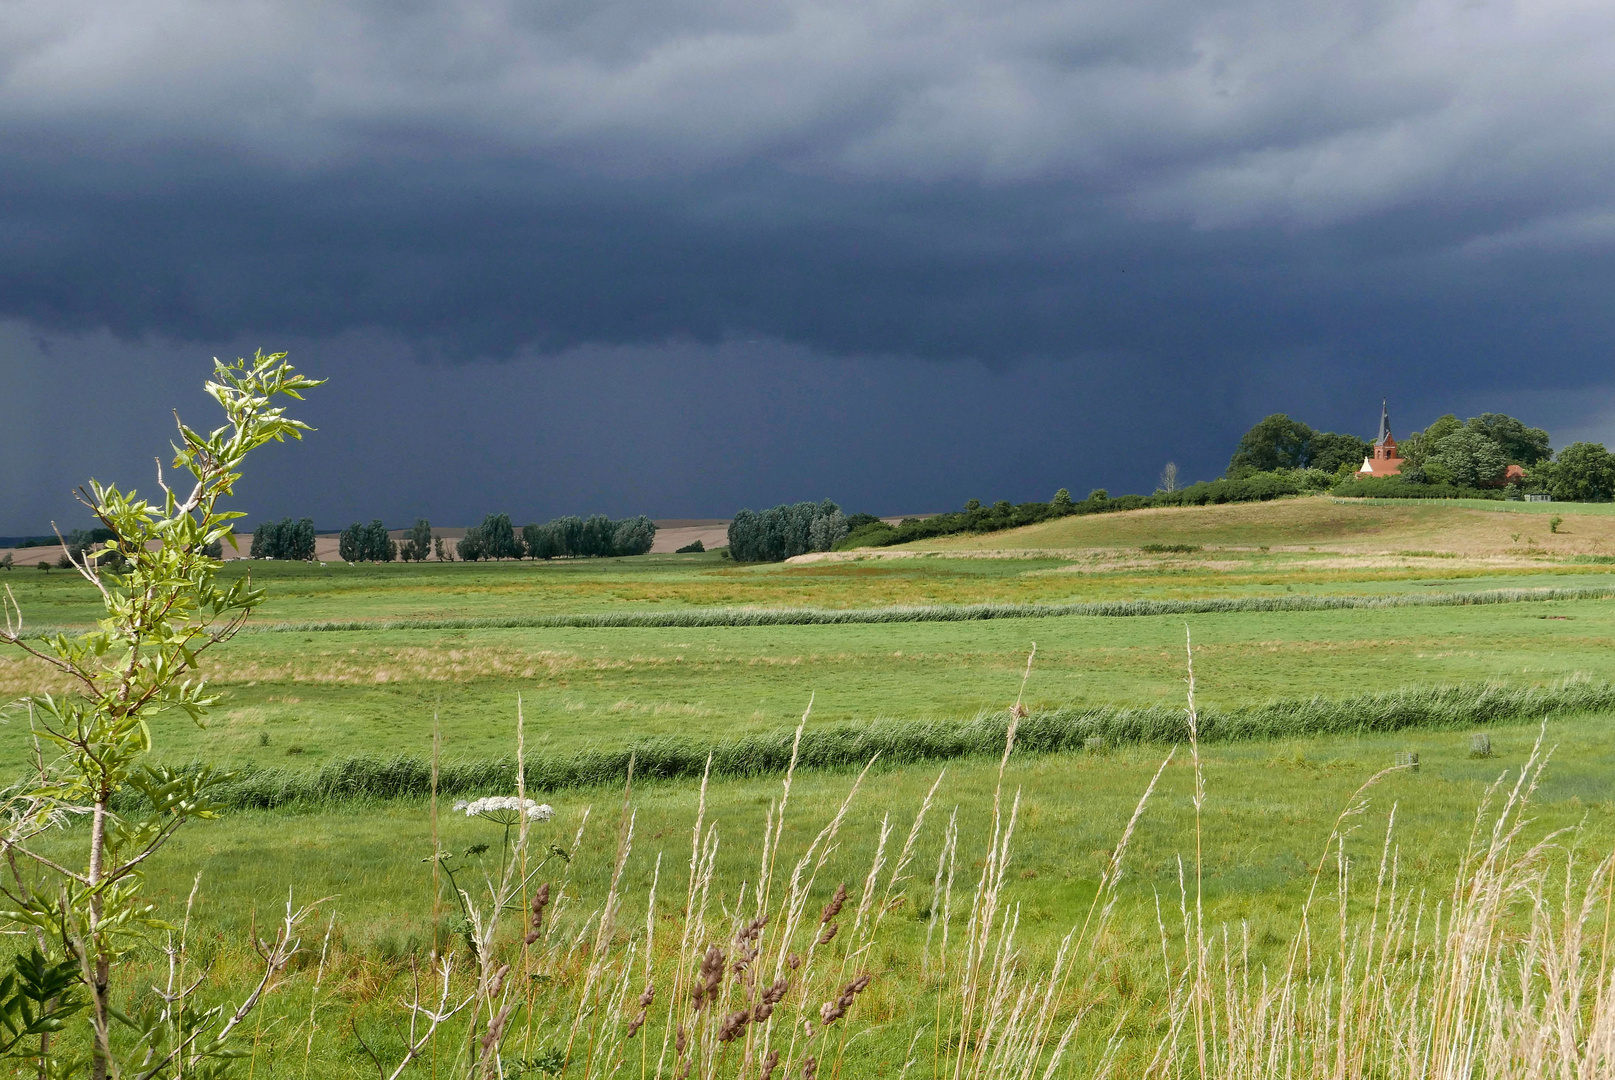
xmin=4 ymin=141 xmax=1615 ymax=532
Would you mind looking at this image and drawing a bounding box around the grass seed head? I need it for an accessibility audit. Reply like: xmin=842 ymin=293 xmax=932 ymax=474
xmin=525 ymin=882 xmax=551 ymax=945
xmin=817 ymin=973 xmax=871 ymax=1027
xmin=716 ymin=1007 xmax=750 ymax=1043
xmin=820 ymin=883 xmax=847 ymax=924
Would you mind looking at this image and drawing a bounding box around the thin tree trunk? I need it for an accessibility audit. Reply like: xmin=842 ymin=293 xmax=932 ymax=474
xmin=88 ymin=794 xmax=111 ymax=1080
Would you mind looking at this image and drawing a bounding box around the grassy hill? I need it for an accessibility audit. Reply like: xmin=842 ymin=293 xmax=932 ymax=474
xmin=897 ymin=493 xmax=1615 ymax=559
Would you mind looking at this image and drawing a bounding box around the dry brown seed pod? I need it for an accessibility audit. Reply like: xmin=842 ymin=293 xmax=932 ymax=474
xmin=525 ymin=882 xmax=551 ymax=945
xmin=759 ymin=1048 xmax=780 ymax=1080
xmin=716 ymin=1007 xmax=751 ymax=1043
xmin=820 ymin=883 xmax=847 ymax=924
xmin=753 ymin=977 xmax=789 ymax=1022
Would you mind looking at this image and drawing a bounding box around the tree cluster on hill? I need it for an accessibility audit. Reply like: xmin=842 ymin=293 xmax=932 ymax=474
xmin=1320 ymin=411 xmax=1615 ymax=501
xmin=1227 ymin=415 xmax=1371 ymax=476
xmin=727 ymin=500 xmax=848 ymax=562
xmin=1530 ymin=443 xmax=1615 ymax=502
xmin=456 ymin=513 xmax=658 ymax=561
xmin=339 ymin=520 xmax=395 ymax=562
xmin=250 ymin=517 xmax=316 ymax=560
xmin=1228 ymin=410 xmax=1611 ymax=500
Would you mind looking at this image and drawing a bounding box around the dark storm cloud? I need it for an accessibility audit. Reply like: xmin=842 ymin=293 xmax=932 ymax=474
xmin=3 ymin=0 xmax=1615 ymax=529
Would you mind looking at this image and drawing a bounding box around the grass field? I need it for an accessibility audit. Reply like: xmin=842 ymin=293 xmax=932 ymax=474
xmin=7 ymin=494 xmax=1615 ymax=1076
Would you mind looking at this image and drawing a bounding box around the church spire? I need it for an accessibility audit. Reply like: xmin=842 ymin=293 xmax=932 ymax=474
xmin=1377 ymin=399 xmax=1391 ymax=446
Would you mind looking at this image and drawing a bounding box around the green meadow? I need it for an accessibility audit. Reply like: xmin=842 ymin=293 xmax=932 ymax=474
xmin=8 ymin=494 xmax=1615 ymax=1075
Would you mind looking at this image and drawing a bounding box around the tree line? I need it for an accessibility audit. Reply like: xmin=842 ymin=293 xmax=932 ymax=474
xmin=727 ymin=500 xmax=850 ymax=562
xmin=251 ymin=517 xmax=317 ymax=560
xmin=456 ymin=513 xmax=657 ymax=561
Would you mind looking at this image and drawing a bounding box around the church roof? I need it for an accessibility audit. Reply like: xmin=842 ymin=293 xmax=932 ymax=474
xmin=1376 ymin=399 xmax=1392 ymax=446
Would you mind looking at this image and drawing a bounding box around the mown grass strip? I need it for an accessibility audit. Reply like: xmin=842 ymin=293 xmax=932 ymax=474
xmin=239 ymin=585 xmax=1615 ymax=633
xmin=189 ymin=678 xmax=1614 ymax=808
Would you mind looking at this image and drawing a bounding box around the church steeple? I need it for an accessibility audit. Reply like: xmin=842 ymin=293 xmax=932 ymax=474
xmin=1364 ymin=399 xmax=1402 ymax=470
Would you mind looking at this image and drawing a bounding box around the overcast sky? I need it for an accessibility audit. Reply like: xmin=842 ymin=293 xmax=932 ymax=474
xmin=4 ymin=0 xmax=1615 ymax=532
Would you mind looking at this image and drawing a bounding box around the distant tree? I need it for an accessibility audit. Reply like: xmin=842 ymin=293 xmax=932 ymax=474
xmin=554 ymin=516 xmax=584 ymax=558
xmin=339 ymin=522 xmax=362 ymax=562
xmin=434 ymin=535 xmax=450 ymax=561
xmin=521 ymin=522 xmax=546 ymax=559
xmin=578 ymin=514 xmax=614 ymax=557
xmin=993 ymin=500 xmax=1013 ymax=514
xmin=296 ymin=518 xmax=316 ymax=559
xmin=675 ymin=539 xmax=705 ymax=554
xmin=1467 ymin=413 xmax=1552 ymax=465
xmin=964 ymin=499 xmax=981 ymax=511
xmin=62 ymin=529 xmax=97 ymax=566
xmin=398 ymin=518 xmax=429 ymax=561
xmin=1308 ymin=432 xmax=1372 ymax=475
xmin=1539 ymin=443 xmax=1615 ymax=502
xmin=843 ymin=513 xmax=883 ymax=531
xmin=1087 ymin=489 xmax=1109 ymax=502
xmin=1399 ymin=414 xmax=1462 ymax=469
xmin=1159 ymin=462 xmax=1180 ymax=493
xmin=1228 ymin=414 xmax=1314 ymax=474
xmin=0 ymin=552 xmax=11 ymax=570
xmin=611 ymin=515 xmax=658 ymax=556
xmin=457 ymin=526 xmax=486 ymax=562
xmin=361 ymin=520 xmax=394 ymax=562
xmin=807 ymin=509 xmax=848 ymax=552
xmin=1428 ymin=429 xmax=1510 ymax=488
xmin=474 ymin=513 xmax=518 ymax=559
xmin=1052 ymin=488 xmax=1075 ymax=511
xmin=37 ymin=560 xmax=50 ymax=571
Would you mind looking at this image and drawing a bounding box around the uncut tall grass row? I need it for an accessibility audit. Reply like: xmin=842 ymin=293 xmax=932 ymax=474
xmin=188 ymin=676 xmax=1615 ymax=808
xmin=1139 ymin=726 xmax=1615 ymax=1080
xmin=205 ymin=584 xmax=1615 ymax=634
xmin=464 ymin=647 xmax=1152 ymax=1080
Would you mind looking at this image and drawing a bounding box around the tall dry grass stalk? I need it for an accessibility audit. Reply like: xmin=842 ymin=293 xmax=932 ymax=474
xmin=356 ymin=639 xmax=1615 ymax=1080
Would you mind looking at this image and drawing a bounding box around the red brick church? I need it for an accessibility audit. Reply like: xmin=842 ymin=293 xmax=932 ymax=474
xmin=1357 ymin=400 xmax=1403 ymax=477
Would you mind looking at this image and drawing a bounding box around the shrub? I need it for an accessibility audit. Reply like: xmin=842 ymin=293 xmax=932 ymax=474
xmin=1331 ymin=476 xmax=1503 ymax=500
xmin=0 ymin=350 xmax=321 ymax=1078
xmin=675 ymin=539 xmax=705 ymax=553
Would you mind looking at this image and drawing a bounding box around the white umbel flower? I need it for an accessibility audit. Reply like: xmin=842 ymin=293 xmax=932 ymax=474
xmin=460 ymin=796 xmax=554 ymax=825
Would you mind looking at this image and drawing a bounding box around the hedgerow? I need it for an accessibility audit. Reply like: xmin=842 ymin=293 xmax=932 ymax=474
xmin=184 ymin=677 xmax=1615 ymax=807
